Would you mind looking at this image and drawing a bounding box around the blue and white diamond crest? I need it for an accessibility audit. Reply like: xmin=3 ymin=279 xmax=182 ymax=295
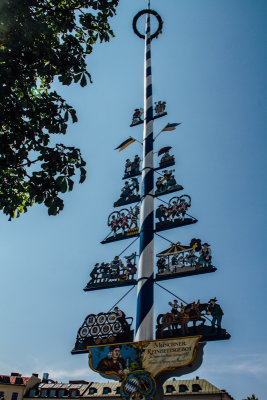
xmin=121 ymin=371 xmax=156 ymax=400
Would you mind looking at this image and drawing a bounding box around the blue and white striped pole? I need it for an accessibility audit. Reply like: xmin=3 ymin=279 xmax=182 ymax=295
xmin=135 ymin=0 xmax=155 ymax=342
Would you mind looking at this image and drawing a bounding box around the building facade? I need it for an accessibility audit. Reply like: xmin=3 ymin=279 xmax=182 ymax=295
xmin=23 ymin=376 xmax=234 ymax=400
xmin=0 ymin=372 xmax=40 ymax=400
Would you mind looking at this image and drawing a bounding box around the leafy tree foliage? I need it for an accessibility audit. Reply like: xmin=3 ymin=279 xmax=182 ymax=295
xmin=243 ymin=395 xmax=259 ymax=400
xmin=0 ymin=0 xmax=119 ymax=219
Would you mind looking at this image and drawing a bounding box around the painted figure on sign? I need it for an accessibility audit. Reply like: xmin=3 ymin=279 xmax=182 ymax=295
xmin=190 ymin=238 xmax=202 ymax=252
xmin=156 ymin=177 xmax=165 ymax=192
xmin=96 ymin=344 xmax=129 ymax=377
xmin=207 ymin=298 xmax=224 ymax=332
xmin=168 ymin=172 xmax=176 ymax=188
xmin=110 ymin=256 xmax=121 ymax=279
xmin=168 ymin=200 xmax=178 ymax=222
xmin=157 ymin=146 xmax=174 ymax=168
xmin=123 ymin=252 xmax=137 ymax=280
xmin=126 ymin=258 xmax=137 ymax=280
xmin=73 ymin=310 xmax=134 ymax=352
xmin=155 ymin=204 xmax=168 ymax=223
xmin=86 ymin=252 xmax=138 ymax=289
xmin=114 ymin=306 xmax=130 ymax=332
xmin=129 ymin=206 xmax=140 ymax=228
xmin=171 ymin=254 xmax=178 ymax=267
xmin=124 ymin=159 xmax=132 ymax=176
xmin=156 ymin=238 xmax=215 ymax=276
xmin=115 ymin=178 xmax=140 ymax=206
xmin=132 ymin=155 xmax=141 ymax=174
xmin=169 ymin=299 xmax=179 ymax=321
xmin=177 ymin=197 xmax=191 ymax=221
xmin=120 ymin=212 xmax=130 ymax=233
xmin=156 ymin=297 xmax=229 ymax=341
xmin=106 ymin=208 xmax=139 ymax=239
xmin=155 ymin=170 xmax=177 ymax=194
xmin=170 ymin=254 xmax=184 ymax=271
xmin=185 ymin=249 xmax=197 ymax=267
xmin=163 ymin=170 xmax=176 ymax=187
xmin=109 ymin=214 xmax=120 ymax=237
xmin=132 ymin=108 xmax=144 ymax=124
xmin=89 ymin=263 xmax=99 ymax=284
xmin=104 ymin=208 xmax=139 ymax=243
xmin=160 ymin=150 xmax=172 ymax=163
xmin=130 ymin=178 xmax=139 ymax=195
xmin=121 ymin=181 xmax=131 ymax=200
xmin=198 ymin=243 xmax=212 ymax=266
xmin=154 ymin=100 xmax=166 ymax=115
xmin=124 ymin=155 xmax=141 ymax=178
xmin=157 ymin=256 xmax=166 ymax=273
xmin=100 ymin=262 xmax=110 ymax=282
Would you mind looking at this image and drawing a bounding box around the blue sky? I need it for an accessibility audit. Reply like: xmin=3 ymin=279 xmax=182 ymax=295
xmin=1 ymin=1 xmax=267 ymax=399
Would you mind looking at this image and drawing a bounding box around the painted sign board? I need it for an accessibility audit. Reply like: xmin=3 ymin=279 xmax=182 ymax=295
xmin=87 ymin=335 xmax=201 ymax=381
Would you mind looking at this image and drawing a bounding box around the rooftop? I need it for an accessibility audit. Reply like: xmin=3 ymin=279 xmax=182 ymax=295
xmin=0 ymin=374 xmax=31 ymax=386
xmin=22 ymin=377 xmax=234 ymax=399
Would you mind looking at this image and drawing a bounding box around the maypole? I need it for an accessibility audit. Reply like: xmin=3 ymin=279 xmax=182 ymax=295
xmin=71 ymin=2 xmax=231 ymax=398
xmin=135 ymin=0 xmax=155 ymax=342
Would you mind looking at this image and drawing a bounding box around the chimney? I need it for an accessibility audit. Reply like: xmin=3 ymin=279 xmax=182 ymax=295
xmin=32 ymin=374 xmax=39 ymax=378
xmin=42 ymin=373 xmax=49 ymax=383
xmin=196 ymin=376 xmax=199 ymax=380
xmin=11 ymin=373 xmax=21 ymax=377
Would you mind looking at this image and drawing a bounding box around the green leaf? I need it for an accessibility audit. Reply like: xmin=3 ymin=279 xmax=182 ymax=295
xmin=62 ymin=76 xmax=72 ymax=86
xmin=80 ymin=74 xmax=87 ymax=87
xmin=48 ymin=204 xmax=58 ymax=216
xmin=60 ymin=178 xmax=68 ymax=193
xmin=74 ymin=73 xmax=82 ymax=83
xmin=44 ymin=197 xmax=54 ymax=207
xmin=68 ymin=178 xmax=74 ymax=191
xmin=0 ymin=0 xmax=119 ymax=220
xmin=79 ymin=167 xmax=86 ymax=183
xmin=69 ymin=109 xmax=78 ymax=123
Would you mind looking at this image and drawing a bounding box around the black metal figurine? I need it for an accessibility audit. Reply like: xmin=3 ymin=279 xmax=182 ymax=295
xmin=157 ymin=146 xmax=175 ymax=169
xmin=102 ymin=206 xmax=140 ymax=244
xmin=207 ymin=297 xmax=224 ymax=332
xmin=155 ymin=239 xmax=217 ymax=281
xmin=85 ymin=253 xmax=137 ymax=291
xmin=130 ymin=101 xmax=167 ymax=126
xmin=155 ymin=169 xmax=183 ymax=196
xmin=114 ymin=179 xmax=140 ymax=207
xmin=155 ymin=195 xmax=197 ymax=232
xmin=154 ymin=100 xmax=166 ymax=116
xmin=123 ymin=155 xmax=141 ymax=179
xmin=156 ymin=298 xmax=230 ymax=342
xmin=131 ymin=108 xmax=144 ymax=126
xmin=72 ymin=308 xmax=134 ymax=353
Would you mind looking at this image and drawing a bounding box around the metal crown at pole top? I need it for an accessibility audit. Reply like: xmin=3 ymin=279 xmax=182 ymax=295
xmin=134 ymin=2 xmax=163 ymax=342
